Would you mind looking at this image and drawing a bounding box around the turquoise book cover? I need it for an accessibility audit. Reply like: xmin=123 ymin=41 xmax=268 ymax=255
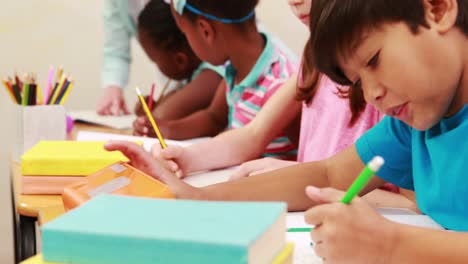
xmin=42 ymin=195 xmax=286 ymax=264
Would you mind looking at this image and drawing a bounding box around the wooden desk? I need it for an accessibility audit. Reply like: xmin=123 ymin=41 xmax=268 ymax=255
xmin=12 ymin=123 xmax=131 ymax=261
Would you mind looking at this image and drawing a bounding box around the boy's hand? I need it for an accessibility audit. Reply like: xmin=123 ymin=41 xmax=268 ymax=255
xmin=304 ymin=186 xmax=397 ymax=263
xmin=133 ymin=116 xmax=170 ymax=138
xmin=150 ymin=144 xmax=188 ymax=178
xmin=229 ymin=158 xmax=298 ymax=181
xmin=104 ymin=140 xmax=194 ymax=196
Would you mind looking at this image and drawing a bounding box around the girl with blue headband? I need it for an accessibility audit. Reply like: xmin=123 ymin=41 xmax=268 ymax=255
xmin=134 ymin=0 xmax=299 ymax=159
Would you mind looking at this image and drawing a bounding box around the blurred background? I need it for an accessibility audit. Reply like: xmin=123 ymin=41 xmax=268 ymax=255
xmin=0 ymin=0 xmax=308 ymax=111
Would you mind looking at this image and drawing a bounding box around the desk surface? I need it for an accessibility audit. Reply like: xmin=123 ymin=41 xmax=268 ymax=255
xmin=12 ymin=123 xmax=132 ymax=224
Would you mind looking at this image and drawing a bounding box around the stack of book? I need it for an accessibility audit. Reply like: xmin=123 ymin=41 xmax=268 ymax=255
xmin=20 ymin=141 xmax=131 ymax=195
xmin=39 ymin=195 xmax=291 ymax=264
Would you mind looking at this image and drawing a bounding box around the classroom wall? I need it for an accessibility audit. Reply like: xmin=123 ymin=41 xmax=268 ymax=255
xmin=0 ymin=0 xmax=308 ymax=111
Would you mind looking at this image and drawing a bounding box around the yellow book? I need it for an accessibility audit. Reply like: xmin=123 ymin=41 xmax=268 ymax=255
xmin=21 ymin=254 xmax=57 ymax=264
xmin=21 ymin=141 xmax=131 ymax=176
xmin=21 ymin=244 xmax=294 ymax=264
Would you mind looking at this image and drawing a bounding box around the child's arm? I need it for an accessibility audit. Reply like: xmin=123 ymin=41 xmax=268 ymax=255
xmin=197 ymin=145 xmax=385 ymax=210
xmin=229 ymin=158 xmax=299 ymax=180
xmin=390 ymin=224 xmax=468 ymax=263
xmin=106 ymin=142 xmax=468 ymax=264
xmin=107 ymin=140 xmax=386 ymax=209
xmin=156 ymin=80 xmax=229 ymax=139
xmin=153 ymin=70 xmax=223 ymax=120
xmin=155 ymin=74 xmax=302 ymax=174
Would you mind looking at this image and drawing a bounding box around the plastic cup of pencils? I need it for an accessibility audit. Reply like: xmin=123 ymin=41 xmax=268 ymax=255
xmin=13 ymin=104 xmax=67 ymax=160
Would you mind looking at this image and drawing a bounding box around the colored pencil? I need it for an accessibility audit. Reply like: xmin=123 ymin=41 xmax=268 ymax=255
xmin=135 ymin=87 xmax=167 ymax=149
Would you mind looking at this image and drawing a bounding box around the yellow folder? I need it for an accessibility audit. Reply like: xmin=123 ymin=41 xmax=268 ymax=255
xmin=21 ymin=141 xmax=132 ymax=176
xmin=62 ymin=162 xmax=175 ymax=211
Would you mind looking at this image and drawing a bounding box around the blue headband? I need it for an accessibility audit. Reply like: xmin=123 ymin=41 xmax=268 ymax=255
xmin=171 ymin=0 xmax=255 ymax=24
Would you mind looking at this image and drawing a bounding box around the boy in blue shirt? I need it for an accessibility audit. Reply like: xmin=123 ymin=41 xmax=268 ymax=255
xmin=105 ymin=0 xmax=468 ymax=262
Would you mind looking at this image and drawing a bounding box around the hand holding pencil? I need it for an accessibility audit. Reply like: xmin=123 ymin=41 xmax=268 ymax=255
xmin=133 ymin=80 xmax=172 ymax=117
xmin=302 ymin=157 xmax=393 ymax=263
xmin=135 ymin=87 xmax=183 ymax=178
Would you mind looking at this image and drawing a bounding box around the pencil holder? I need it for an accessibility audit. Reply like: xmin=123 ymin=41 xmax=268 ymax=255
xmin=13 ymin=104 xmax=66 ymax=160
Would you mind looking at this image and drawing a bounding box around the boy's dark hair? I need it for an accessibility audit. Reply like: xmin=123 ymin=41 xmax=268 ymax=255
xmin=138 ymin=0 xmax=191 ymax=52
xmin=298 ymin=0 xmax=468 ymax=126
xmin=182 ymin=0 xmax=259 ymax=27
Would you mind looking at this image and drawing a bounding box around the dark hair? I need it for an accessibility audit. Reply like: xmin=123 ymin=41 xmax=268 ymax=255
xmin=299 ymin=0 xmax=468 ymax=125
xmin=138 ymin=0 xmax=191 ymax=52
xmin=181 ymin=0 xmax=259 ymax=27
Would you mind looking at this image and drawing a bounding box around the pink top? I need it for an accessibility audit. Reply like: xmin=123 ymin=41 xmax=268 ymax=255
xmin=297 ymin=76 xmax=383 ymax=162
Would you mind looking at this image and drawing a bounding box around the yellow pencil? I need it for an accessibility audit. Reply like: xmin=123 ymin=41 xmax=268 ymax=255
xmin=55 ymin=66 xmax=63 ymax=84
xmin=36 ymin=84 xmax=44 ymax=105
xmin=59 ymin=79 xmax=74 ymax=105
xmin=135 ymin=87 xmax=167 ymax=149
xmin=50 ymin=74 xmax=67 ymax=104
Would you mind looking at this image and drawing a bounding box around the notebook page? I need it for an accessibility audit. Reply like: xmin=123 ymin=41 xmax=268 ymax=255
xmin=184 ymin=167 xmax=238 ymax=187
xmin=375 ymin=207 xmax=444 ymax=230
xmin=76 ymin=131 xmax=208 ymax=151
xmin=286 ymin=212 xmax=322 ymax=264
xmin=69 ymin=110 xmax=135 ymax=129
xmin=284 ymin=208 xmax=444 ymax=264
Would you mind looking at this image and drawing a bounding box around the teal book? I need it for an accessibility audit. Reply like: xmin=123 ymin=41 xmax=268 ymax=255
xmin=42 ymin=195 xmax=286 ymax=264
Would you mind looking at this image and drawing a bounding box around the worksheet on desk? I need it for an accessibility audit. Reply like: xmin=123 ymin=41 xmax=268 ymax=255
xmin=286 ymin=212 xmax=322 ymax=264
xmin=69 ymin=110 xmax=136 ymax=129
xmin=76 ymin=130 xmax=209 ymax=151
xmin=285 ymin=208 xmax=445 ymax=264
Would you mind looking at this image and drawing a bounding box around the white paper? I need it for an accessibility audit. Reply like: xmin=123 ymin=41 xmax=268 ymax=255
xmin=286 ymin=212 xmax=321 ymax=264
xmin=375 ymin=207 xmax=444 ymax=230
xmin=184 ymin=167 xmax=238 ymax=187
xmin=287 ymin=212 xmax=312 ymax=229
xmin=76 ymin=130 xmax=209 ymax=151
xmin=284 ymin=208 xmax=445 ymax=264
xmin=69 ymin=110 xmax=136 ymax=129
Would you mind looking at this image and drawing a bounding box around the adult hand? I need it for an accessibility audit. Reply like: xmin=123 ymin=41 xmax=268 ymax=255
xmin=97 ymin=85 xmax=130 ymax=116
xmin=229 ymin=158 xmax=298 ymax=181
xmin=304 ymin=186 xmax=397 ymax=263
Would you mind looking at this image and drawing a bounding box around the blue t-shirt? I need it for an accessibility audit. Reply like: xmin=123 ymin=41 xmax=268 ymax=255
xmin=356 ymin=104 xmax=468 ymax=231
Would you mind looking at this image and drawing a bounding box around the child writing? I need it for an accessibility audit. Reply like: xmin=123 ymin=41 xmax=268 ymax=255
xmin=134 ymin=0 xmax=225 ymax=121
xmin=107 ymin=0 xmax=468 ymax=262
xmin=97 ymin=0 xmax=296 ymax=116
xmin=134 ymin=0 xmax=299 ymax=160
xmin=143 ymin=0 xmax=409 ymax=207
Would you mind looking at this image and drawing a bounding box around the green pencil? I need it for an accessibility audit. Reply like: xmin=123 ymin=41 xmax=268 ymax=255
xmin=287 ymin=227 xmax=312 ymax=232
xmin=287 ymin=156 xmax=384 ymax=233
xmin=22 ymin=81 xmax=29 ymax=106
xmin=341 ymin=156 xmax=384 ymax=204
